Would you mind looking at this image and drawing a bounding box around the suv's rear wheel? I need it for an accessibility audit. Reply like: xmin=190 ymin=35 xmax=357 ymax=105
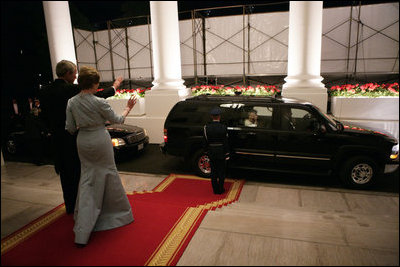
xmin=340 ymin=156 xmax=380 ymax=189
xmin=192 ymin=149 xmax=212 ymax=178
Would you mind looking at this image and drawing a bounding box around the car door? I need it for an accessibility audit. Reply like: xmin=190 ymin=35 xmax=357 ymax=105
xmin=225 ymin=103 xmax=278 ymax=170
xmin=275 ymin=104 xmax=333 ymax=174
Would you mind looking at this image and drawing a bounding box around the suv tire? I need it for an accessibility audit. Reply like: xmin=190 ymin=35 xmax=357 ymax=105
xmin=339 ymin=156 xmax=380 ymax=189
xmin=6 ymin=138 xmax=17 ymax=155
xmin=192 ymin=149 xmax=212 ymax=178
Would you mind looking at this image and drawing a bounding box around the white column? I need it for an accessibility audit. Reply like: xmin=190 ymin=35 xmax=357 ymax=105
xmin=149 ymin=1 xmax=186 ymax=92
xmin=130 ymin=1 xmax=190 ymax=143
xmin=282 ymin=1 xmax=328 ymax=112
xmin=43 ymin=1 xmax=77 ymax=80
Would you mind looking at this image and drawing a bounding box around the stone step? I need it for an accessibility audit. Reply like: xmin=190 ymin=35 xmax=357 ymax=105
xmin=217 ymin=195 xmax=399 ymax=218
xmin=203 ymin=205 xmax=399 ymax=252
xmin=210 ymin=202 xmax=398 ymax=228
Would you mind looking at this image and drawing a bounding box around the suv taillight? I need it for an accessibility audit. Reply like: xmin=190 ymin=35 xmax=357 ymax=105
xmin=163 ymin=128 xmax=168 ymax=143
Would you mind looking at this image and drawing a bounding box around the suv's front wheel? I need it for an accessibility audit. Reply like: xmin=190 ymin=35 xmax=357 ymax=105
xmin=192 ymin=149 xmax=212 ymax=178
xmin=339 ymin=156 xmax=380 ymax=189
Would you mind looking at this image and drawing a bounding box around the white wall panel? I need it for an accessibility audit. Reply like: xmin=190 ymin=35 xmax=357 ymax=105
xmin=206 ymin=15 xmax=246 ymax=75
xmin=74 ymin=3 xmax=398 ymax=82
xmin=110 ymin=28 xmax=128 ymax=71
xmin=180 ymin=19 xmax=194 ymax=77
xmin=194 ymin=18 xmax=205 ymax=76
xmin=248 ymin=12 xmax=289 ymax=74
xmin=93 ymin=30 xmax=113 ymax=82
xmin=127 ymin=25 xmax=152 ymax=79
xmin=73 ymin=29 xmax=96 ymax=67
xmin=322 ymin=6 xmax=351 ymax=73
xmin=355 ymin=4 xmax=398 ymax=68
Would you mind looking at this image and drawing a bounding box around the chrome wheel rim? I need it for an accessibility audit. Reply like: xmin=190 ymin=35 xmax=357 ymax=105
xmin=351 ymin=163 xmax=373 ymax=184
xmin=198 ymin=155 xmax=211 ymax=174
xmin=6 ymin=140 xmax=16 ymax=154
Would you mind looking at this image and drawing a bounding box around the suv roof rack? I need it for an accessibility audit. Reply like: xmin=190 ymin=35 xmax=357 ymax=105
xmin=187 ymin=94 xmax=283 ymax=103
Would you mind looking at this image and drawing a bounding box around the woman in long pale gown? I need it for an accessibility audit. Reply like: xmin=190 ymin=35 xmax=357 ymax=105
xmin=65 ymin=66 xmax=136 ymax=246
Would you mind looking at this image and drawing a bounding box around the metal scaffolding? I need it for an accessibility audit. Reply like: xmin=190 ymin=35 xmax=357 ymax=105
xmin=73 ymin=2 xmax=399 ymax=88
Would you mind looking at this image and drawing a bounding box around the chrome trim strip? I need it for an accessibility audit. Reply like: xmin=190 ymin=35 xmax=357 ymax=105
xmin=276 ymin=154 xmax=330 ymax=161
xmin=227 ymin=127 xmax=242 ymax=130
xmin=236 ymin=151 xmax=274 ymax=157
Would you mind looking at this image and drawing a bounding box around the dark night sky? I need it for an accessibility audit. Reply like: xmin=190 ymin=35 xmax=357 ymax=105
xmin=71 ymin=1 xmax=282 ymax=23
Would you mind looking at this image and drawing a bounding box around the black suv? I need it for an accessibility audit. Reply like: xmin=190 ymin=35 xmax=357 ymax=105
xmin=160 ymin=95 xmax=399 ymax=189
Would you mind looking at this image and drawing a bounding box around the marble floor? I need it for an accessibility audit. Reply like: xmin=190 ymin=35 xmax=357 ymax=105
xmin=1 ymin=162 xmax=399 ymax=266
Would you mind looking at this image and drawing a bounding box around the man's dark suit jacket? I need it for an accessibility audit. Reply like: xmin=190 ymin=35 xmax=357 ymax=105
xmin=39 ymin=79 xmax=115 ymax=134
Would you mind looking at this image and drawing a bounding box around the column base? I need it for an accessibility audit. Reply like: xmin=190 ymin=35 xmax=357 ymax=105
xmin=124 ymin=116 xmax=166 ymax=144
xmin=134 ymin=87 xmax=191 ymax=143
xmin=145 ymin=88 xmax=191 ymax=117
xmin=282 ymin=87 xmax=328 ymax=113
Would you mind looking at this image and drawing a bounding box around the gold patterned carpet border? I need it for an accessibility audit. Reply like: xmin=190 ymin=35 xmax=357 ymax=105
xmin=144 ymin=174 xmax=245 ymax=266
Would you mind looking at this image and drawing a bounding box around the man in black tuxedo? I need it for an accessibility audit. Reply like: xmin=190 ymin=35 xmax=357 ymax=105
xmin=203 ymin=107 xmax=230 ymax=194
xmin=39 ymin=60 xmax=123 ymax=214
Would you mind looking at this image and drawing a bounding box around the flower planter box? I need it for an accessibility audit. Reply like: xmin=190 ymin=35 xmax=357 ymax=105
xmin=106 ymin=98 xmax=145 ymax=116
xmin=331 ymin=96 xmax=399 ymax=121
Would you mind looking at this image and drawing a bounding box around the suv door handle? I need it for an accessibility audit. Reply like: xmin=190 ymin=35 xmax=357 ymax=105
xmin=239 ymin=132 xmax=256 ymax=137
xmin=227 ymin=127 xmax=241 ymax=131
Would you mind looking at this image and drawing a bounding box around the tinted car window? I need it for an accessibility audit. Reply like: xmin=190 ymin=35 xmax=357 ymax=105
xmin=237 ymin=105 xmax=274 ymax=129
xmin=280 ymin=106 xmax=316 ymax=132
xmin=168 ymin=103 xmax=212 ymax=125
xmin=168 ymin=102 xmax=236 ymax=126
xmin=219 ymin=103 xmax=243 ymax=126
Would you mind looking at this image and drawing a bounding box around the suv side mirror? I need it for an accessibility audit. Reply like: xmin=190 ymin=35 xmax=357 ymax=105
xmin=335 ymin=121 xmax=344 ymax=132
xmin=312 ymin=120 xmax=326 ymax=135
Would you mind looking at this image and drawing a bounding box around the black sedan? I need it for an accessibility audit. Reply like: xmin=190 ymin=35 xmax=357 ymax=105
xmin=5 ymin=123 xmax=149 ymax=159
xmin=107 ymin=123 xmax=149 ymax=156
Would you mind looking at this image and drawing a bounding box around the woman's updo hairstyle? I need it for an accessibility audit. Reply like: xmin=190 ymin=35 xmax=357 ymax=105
xmin=78 ymin=66 xmax=100 ymax=90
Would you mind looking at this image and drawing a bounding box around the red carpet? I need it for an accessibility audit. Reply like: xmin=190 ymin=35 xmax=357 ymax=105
xmin=1 ymin=174 xmax=244 ymax=266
